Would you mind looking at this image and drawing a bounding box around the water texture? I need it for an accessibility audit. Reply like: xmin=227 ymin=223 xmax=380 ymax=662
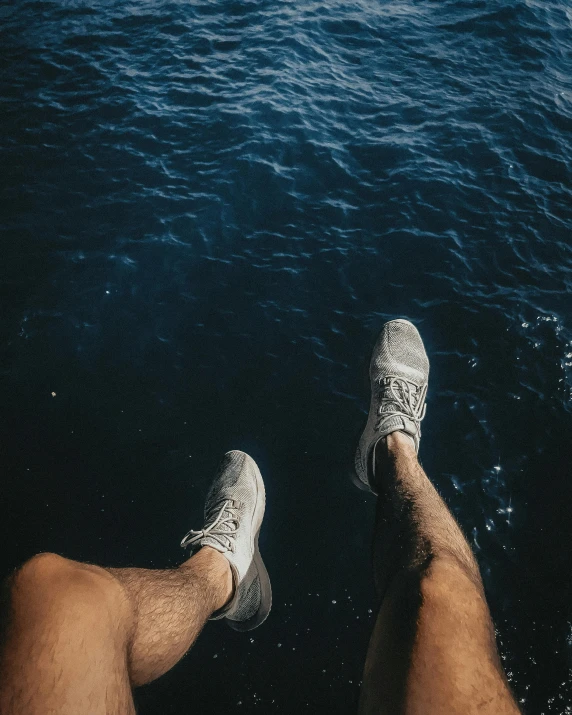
xmin=1 ymin=0 xmax=572 ymax=712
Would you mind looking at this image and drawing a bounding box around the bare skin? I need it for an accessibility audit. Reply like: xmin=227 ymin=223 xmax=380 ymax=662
xmin=0 ymin=433 xmax=520 ymax=714
xmin=358 ymin=431 xmax=521 ymax=715
xmin=0 ymin=547 xmax=232 ymax=714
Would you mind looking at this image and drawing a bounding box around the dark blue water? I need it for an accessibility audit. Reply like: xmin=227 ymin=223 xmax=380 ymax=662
xmin=2 ymin=0 xmax=572 ymax=712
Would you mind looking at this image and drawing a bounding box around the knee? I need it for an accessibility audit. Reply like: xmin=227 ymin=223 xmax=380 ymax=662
xmin=13 ymin=552 xmax=72 ymax=586
xmin=9 ymin=553 xmax=128 ymax=624
xmin=13 ymin=552 xmax=92 ymax=596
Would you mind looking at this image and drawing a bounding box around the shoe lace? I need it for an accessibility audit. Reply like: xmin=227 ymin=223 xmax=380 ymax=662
xmin=376 ymin=376 xmax=427 ymax=431
xmin=180 ymin=499 xmax=239 ymax=553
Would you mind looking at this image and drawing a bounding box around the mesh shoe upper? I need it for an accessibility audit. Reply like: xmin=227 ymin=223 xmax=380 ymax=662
xmin=373 ymin=321 xmax=429 ymax=383
xmin=181 ymin=451 xmax=272 ymax=630
xmin=355 ymin=320 xmax=429 ymax=494
xmin=228 ymin=572 xmax=261 ymax=623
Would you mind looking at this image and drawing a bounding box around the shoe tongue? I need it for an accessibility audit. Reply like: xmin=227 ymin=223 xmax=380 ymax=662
xmin=198 ymin=503 xmax=237 ymax=554
xmin=206 ymin=501 xmax=235 ymax=532
xmin=379 ymin=379 xmax=419 ymax=416
xmin=379 ymin=397 xmax=403 ymax=414
xmin=200 ymin=535 xmax=229 ymax=556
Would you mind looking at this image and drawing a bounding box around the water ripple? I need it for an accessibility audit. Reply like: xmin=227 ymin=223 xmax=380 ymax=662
xmin=2 ymin=0 xmax=572 ymax=711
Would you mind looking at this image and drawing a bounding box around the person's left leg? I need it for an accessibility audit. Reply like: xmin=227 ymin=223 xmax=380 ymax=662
xmin=0 ymin=450 xmax=271 ymax=715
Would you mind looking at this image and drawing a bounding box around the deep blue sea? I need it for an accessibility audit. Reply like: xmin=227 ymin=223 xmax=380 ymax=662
xmin=1 ymin=0 xmax=572 ymax=712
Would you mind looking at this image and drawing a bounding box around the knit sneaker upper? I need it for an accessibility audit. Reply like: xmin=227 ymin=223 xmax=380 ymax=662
xmin=355 ymin=320 xmax=429 ymax=494
xmin=180 ymin=451 xmax=271 ymax=630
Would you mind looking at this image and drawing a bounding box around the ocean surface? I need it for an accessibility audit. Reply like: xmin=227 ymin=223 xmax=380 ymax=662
xmin=1 ymin=0 xmax=571 ymax=712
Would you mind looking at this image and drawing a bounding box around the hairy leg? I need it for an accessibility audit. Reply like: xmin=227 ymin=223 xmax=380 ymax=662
xmin=0 ymin=547 xmax=231 ymax=715
xmin=359 ymin=432 xmax=520 ymax=715
xmin=106 ymin=547 xmax=232 ymax=686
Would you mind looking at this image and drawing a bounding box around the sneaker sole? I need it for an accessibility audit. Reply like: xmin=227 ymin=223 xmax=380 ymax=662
xmin=227 ymin=458 xmax=272 ymax=632
xmin=349 ymin=467 xmax=372 ymax=492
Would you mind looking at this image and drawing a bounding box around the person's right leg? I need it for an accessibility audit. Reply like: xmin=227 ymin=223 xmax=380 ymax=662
xmin=354 ymin=320 xmax=520 ymax=715
xmin=359 ymin=432 xmax=520 ymax=715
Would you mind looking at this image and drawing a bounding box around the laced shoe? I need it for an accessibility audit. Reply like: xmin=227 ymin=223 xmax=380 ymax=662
xmin=354 ymin=319 xmax=429 ymax=494
xmin=180 ymin=450 xmax=271 ymax=631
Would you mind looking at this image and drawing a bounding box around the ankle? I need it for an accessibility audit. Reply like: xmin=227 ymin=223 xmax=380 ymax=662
xmin=180 ymin=546 xmax=234 ymax=612
xmin=373 ymin=431 xmax=417 ymax=486
xmin=386 ymin=431 xmax=416 ymax=455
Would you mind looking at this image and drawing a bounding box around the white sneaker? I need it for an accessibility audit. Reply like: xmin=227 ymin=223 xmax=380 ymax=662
xmin=354 ymin=320 xmax=429 ymax=494
xmin=181 ymin=451 xmax=272 ymax=631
